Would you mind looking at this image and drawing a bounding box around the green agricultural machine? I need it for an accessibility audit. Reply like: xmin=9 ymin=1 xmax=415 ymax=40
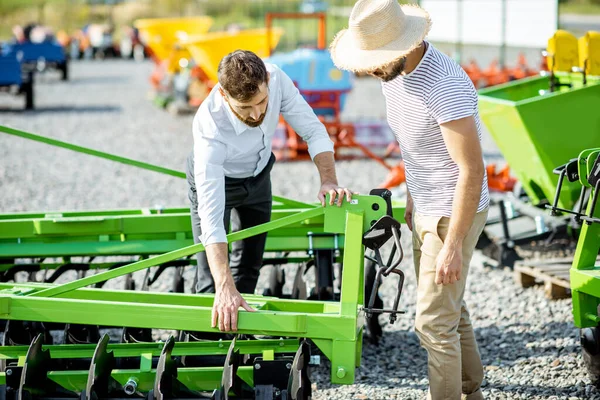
xmin=0 ymin=125 xmax=407 ymax=399
xmin=546 ymin=148 xmax=600 ymax=383
xmin=477 ymin=29 xmax=600 ymax=267
xmin=477 ymin=29 xmax=600 ymax=381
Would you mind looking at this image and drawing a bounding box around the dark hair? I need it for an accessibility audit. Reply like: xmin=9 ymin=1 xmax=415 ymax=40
xmin=217 ymin=50 xmax=268 ymax=103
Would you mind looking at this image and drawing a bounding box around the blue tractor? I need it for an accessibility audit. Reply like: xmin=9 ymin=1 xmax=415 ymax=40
xmin=266 ymin=47 xmax=353 ymax=119
xmin=0 ymin=49 xmax=34 ymax=110
xmin=8 ymin=40 xmax=69 ymax=80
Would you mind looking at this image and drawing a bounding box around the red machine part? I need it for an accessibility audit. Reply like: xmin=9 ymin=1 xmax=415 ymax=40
xmin=486 ymin=163 xmax=517 ymax=192
xmin=337 ymin=128 xmax=406 ymax=190
xmin=274 ymin=93 xmax=407 ymax=190
xmin=463 ymin=53 xmax=541 ymax=89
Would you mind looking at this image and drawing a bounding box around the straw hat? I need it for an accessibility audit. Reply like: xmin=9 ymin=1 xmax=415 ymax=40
xmin=330 ymin=0 xmax=432 ymax=72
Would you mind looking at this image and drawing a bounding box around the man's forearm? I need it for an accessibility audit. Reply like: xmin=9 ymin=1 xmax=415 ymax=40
xmin=447 ymin=168 xmax=484 ymax=245
xmin=313 ymin=151 xmax=338 ymax=185
xmin=205 ymin=242 xmax=235 ymax=290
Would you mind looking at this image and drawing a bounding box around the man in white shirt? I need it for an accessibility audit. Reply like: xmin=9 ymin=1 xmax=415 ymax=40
xmin=187 ymin=50 xmax=352 ymax=334
xmin=330 ymin=1 xmax=489 ymax=399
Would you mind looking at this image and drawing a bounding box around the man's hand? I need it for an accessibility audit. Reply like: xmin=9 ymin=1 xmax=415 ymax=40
xmin=435 ymin=241 xmax=462 ymax=285
xmin=318 ymin=182 xmax=353 ymax=207
xmin=212 ymin=282 xmax=255 ymax=332
xmin=312 ymin=152 xmax=353 ymax=207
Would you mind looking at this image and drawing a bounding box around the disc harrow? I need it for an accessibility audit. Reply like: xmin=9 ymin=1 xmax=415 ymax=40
xmin=0 ymin=125 xmax=408 ymax=399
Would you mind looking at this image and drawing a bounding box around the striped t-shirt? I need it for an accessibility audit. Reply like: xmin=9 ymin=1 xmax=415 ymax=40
xmin=381 ymin=41 xmax=489 ymax=217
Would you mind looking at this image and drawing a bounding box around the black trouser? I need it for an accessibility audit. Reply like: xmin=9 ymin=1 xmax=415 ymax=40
xmin=186 ymin=152 xmax=274 ymax=294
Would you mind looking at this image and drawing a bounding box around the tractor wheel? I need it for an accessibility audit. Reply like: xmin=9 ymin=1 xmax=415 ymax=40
xmin=581 ymin=327 xmax=600 ymax=387
xmin=23 ymin=76 xmax=34 ymax=110
xmin=59 ymin=61 xmax=68 ymax=81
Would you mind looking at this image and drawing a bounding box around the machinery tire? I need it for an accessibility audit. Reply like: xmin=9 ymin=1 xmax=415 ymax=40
xmin=23 ymin=74 xmax=34 ymax=110
xmin=582 ymin=327 xmax=600 ymax=387
xmin=60 ymin=61 xmax=68 ymax=81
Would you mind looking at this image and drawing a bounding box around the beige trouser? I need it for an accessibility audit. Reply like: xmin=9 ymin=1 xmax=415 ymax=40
xmin=412 ymin=209 xmax=488 ymax=400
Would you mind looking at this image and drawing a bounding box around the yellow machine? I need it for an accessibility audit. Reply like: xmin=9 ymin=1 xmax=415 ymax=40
xmin=579 ymin=31 xmax=600 ymax=77
xmin=181 ymin=28 xmax=285 ymax=83
xmin=546 ymin=29 xmax=579 ymax=73
xmin=134 ymin=16 xmax=214 ymax=73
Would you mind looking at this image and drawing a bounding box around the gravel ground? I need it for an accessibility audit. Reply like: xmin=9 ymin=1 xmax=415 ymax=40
xmin=0 ymin=60 xmax=598 ymax=399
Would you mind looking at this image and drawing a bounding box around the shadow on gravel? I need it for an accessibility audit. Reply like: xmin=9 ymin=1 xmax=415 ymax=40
xmin=477 ymin=321 xmax=580 ymax=361
xmin=476 ymin=321 xmax=594 ymax=398
xmin=0 ymin=105 xmax=122 ymax=113
xmin=313 ymin=321 xmax=594 ymax=397
xmin=484 ymin=382 xmax=593 ymax=399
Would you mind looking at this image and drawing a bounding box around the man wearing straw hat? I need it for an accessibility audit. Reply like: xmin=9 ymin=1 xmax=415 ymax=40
xmin=330 ymin=1 xmax=490 ymax=399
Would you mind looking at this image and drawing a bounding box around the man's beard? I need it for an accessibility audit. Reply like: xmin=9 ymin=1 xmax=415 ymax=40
xmin=380 ymin=57 xmax=407 ymax=82
xmin=229 ymin=103 xmax=268 ymax=128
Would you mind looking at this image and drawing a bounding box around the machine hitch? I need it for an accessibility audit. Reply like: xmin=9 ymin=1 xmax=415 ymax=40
xmin=362 ymin=189 xmax=405 ymax=326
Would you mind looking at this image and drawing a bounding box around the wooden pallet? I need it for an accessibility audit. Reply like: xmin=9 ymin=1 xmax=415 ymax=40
xmin=514 ymin=258 xmax=573 ymax=299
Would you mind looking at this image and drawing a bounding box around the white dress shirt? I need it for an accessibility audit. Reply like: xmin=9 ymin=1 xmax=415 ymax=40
xmin=192 ymin=63 xmax=334 ymax=246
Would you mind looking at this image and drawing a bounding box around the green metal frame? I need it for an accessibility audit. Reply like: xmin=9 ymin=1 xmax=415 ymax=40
xmin=0 ymin=203 xmax=404 ymax=276
xmin=0 ymin=206 xmax=340 ymax=261
xmin=0 ymin=124 xmax=408 ymax=394
xmin=0 ymin=196 xmax=386 ymax=386
xmin=567 ymin=148 xmax=600 ymax=328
